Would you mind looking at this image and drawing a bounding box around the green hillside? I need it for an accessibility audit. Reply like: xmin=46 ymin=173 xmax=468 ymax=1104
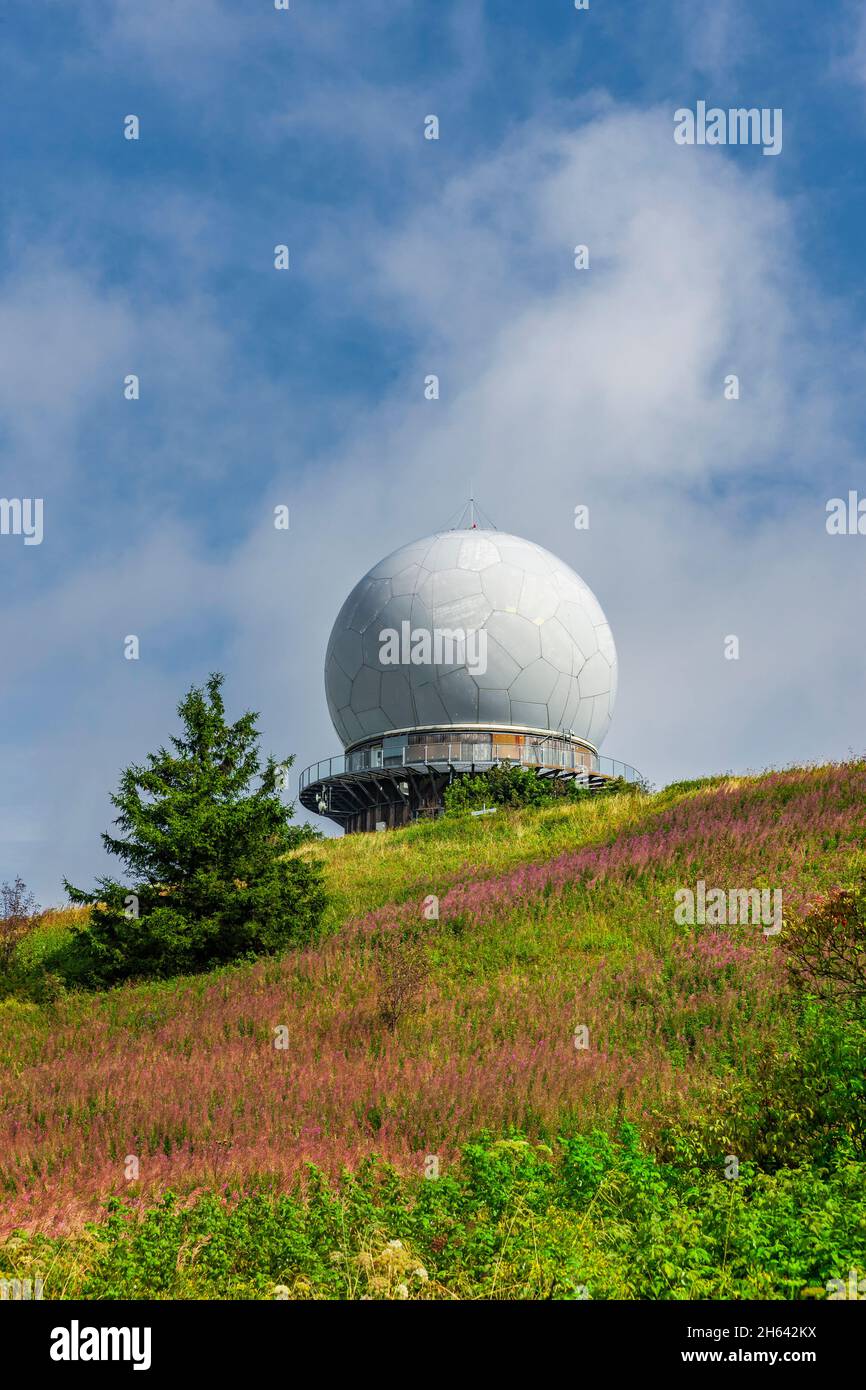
xmin=1 ymin=763 xmax=865 ymax=1299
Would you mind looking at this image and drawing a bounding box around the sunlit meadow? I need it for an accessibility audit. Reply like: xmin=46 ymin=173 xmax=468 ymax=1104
xmin=2 ymin=761 xmax=865 ymax=1243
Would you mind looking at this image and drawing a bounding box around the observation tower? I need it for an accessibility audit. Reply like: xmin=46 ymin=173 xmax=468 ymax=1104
xmin=299 ymin=502 xmax=641 ymax=831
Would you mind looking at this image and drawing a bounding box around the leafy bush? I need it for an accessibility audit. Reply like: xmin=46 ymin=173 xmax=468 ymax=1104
xmin=0 ymin=877 xmax=39 ymax=975
xmin=785 ymin=883 xmax=866 ymax=1010
xmin=7 ymin=1126 xmax=864 ymax=1300
xmin=442 ymin=763 xmax=639 ymax=815
xmin=444 ymin=763 xmax=556 ymax=813
xmin=696 ymin=1006 xmax=866 ymax=1172
xmin=62 ymin=674 xmax=326 ymax=986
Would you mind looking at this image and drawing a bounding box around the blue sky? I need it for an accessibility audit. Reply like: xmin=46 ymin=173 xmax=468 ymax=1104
xmin=3 ymin=0 xmax=866 ymax=903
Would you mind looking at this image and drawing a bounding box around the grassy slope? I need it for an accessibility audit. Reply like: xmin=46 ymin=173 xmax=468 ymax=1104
xmin=2 ymin=765 xmax=866 ymax=1298
xmin=302 ymin=777 xmax=665 ymax=928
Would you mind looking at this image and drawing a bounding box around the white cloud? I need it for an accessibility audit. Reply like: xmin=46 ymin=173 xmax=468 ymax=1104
xmin=673 ymin=0 xmax=757 ymax=81
xmin=0 ymin=263 xmax=132 ymax=464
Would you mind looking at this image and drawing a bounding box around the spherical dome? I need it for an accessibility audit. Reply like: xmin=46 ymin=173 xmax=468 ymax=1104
xmin=324 ymin=529 xmax=617 ymax=749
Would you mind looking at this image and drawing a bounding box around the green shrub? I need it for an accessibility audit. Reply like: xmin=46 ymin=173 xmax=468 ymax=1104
xmin=442 ymin=763 xmax=641 ymax=815
xmin=444 ymin=763 xmax=557 ymax=813
xmin=0 ymin=877 xmax=39 ymax=983
xmin=785 ymin=883 xmax=866 ymax=1010
xmin=10 ymin=1125 xmax=865 ymax=1300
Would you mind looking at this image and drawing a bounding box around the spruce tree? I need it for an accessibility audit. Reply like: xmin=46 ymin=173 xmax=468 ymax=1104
xmin=64 ymin=674 xmax=325 ymax=984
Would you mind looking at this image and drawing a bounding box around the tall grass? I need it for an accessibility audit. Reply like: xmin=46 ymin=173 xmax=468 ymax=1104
xmin=1 ymin=762 xmax=865 ymax=1237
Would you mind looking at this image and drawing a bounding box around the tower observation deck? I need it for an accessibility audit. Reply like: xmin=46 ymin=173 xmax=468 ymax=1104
xmin=299 ymin=508 xmax=642 ymax=832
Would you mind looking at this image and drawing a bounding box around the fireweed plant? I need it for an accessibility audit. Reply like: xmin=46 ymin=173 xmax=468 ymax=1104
xmin=1 ymin=761 xmax=864 ymax=1297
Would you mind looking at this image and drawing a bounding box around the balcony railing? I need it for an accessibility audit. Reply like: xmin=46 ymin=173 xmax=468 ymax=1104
xmin=299 ymin=743 xmax=643 ymax=791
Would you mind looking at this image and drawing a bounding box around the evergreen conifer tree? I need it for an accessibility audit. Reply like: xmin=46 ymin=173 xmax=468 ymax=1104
xmin=65 ymin=674 xmax=325 ymax=984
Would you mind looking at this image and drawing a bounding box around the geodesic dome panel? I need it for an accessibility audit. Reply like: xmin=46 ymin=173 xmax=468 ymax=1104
xmin=324 ymin=529 xmax=617 ymax=748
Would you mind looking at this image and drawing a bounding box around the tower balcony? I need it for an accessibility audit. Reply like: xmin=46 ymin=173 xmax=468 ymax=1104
xmin=298 ymin=724 xmax=643 ymax=833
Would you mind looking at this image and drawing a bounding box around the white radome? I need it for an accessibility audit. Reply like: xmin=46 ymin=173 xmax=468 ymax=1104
xmin=324 ymin=529 xmax=618 ymax=748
